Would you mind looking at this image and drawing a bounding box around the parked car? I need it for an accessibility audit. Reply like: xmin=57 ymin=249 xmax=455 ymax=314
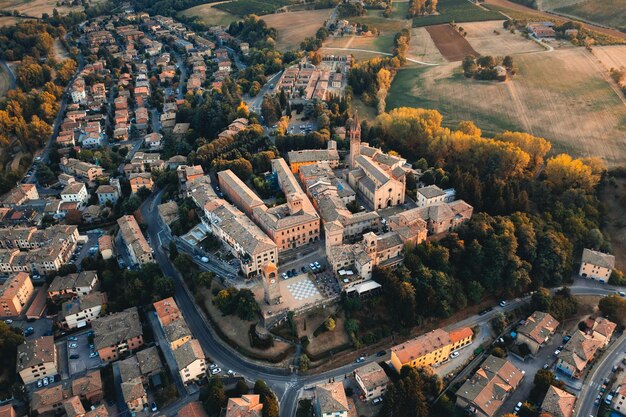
xmin=209 ymin=363 xmax=218 ymax=370
xmin=37 ymin=380 xmax=43 ymax=388
xmin=355 ymin=356 xmax=365 ymax=363
xmin=314 ymin=262 xmax=321 ymax=268
xmin=24 ymin=327 xmax=34 ymax=336
xmin=227 ymin=370 xmax=236 ymax=376
xmin=514 ymin=402 xmax=522 ymax=412
xmin=89 ymin=352 xmax=98 ymax=358
xmin=372 ymin=397 xmax=383 ymax=405
xmin=69 ymin=336 xmax=78 ymax=341
xmin=70 ymin=354 xmax=79 ymax=359
xmin=450 ymin=351 xmax=460 ymax=359
xmin=605 ymin=394 xmax=614 ymax=405
xmin=211 ymin=368 xmax=221 ymax=375
xmin=499 ymin=300 xmax=507 ymax=307
xmin=69 ymin=343 xmax=78 ymax=348
xmin=301 ymin=266 xmax=306 ymax=273
xmin=43 ymin=377 xmax=49 ymax=386
xmin=4 ymin=319 xmax=12 ymax=324
xmin=563 ymin=335 xmax=571 ymax=343
xmin=151 ymin=403 xmax=158 ymax=412
xmin=554 ymin=349 xmax=561 ymax=356
xmin=377 ymin=350 xmax=386 ymax=357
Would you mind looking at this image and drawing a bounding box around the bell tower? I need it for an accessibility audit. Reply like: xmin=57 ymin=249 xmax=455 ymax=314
xmin=348 ymin=111 xmax=361 ymax=170
xmin=262 ymin=262 xmax=282 ymax=305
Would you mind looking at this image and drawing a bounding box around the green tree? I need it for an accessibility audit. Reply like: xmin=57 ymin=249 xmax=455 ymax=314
xmin=598 ymin=295 xmax=626 ymax=326
xmin=299 ymin=354 xmax=310 ymax=371
xmin=201 ymin=378 xmax=226 ymax=417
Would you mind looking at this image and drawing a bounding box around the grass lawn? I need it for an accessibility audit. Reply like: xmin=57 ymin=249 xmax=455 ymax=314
xmin=178 ymin=3 xmax=239 ymax=27
xmin=412 ymin=0 xmax=504 ymax=27
xmin=391 ymin=0 xmax=410 ymax=19
xmin=555 ymin=0 xmax=626 ymax=31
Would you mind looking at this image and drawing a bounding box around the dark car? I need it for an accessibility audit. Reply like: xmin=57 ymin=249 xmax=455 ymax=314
xmin=301 ymin=266 xmax=306 ymax=273
xmin=376 ymin=350 xmax=386 ymax=357
xmin=69 ymin=354 xmax=79 ymax=359
xmin=150 ymin=402 xmax=158 ymax=412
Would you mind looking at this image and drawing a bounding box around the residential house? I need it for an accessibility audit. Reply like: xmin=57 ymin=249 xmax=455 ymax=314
xmin=164 ymin=318 xmax=192 ymax=350
xmin=60 ymin=158 xmax=104 ymax=186
xmin=153 ymin=297 xmax=181 ymax=327
xmin=144 ymin=132 xmax=163 ymax=150
xmin=579 ymin=248 xmax=615 ymax=283
xmin=173 ymin=339 xmax=207 ymax=385
xmin=556 ymin=330 xmax=603 ymax=378
xmin=314 ymin=381 xmax=349 ymax=417
xmin=1 ymin=184 xmax=39 ymax=208
xmin=178 ymin=402 xmax=209 ymax=417
xmin=16 ymin=336 xmax=58 ymax=384
xmin=59 ymin=292 xmax=106 ymax=329
xmin=225 ymin=395 xmax=263 ymax=417
xmin=354 ymin=362 xmax=389 ymax=401
xmin=61 ymin=182 xmax=89 ymax=209
xmin=92 ymin=307 xmax=144 ymax=362
xmin=30 ymin=385 xmax=65 ymax=415
xmin=96 ymin=185 xmax=119 ymax=205
xmin=72 ymin=370 xmax=104 ymax=403
xmin=584 ymin=316 xmax=617 ymax=347
xmin=516 ymin=311 xmax=560 ymax=355
xmin=121 ymin=378 xmax=147 ymax=413
xmin=0 ymin=272 xmax=34 ymax=316
xmin=541 ymin=385 xmax=575 ymax=417
xmin=455 ymin=355 xmax=524 ymax=417
xmin=129 ymin=173 xmax=154 ymax=194
xmin=415 ymin=185 xmax=446 ymax=207
xmin=98 ymin=235 xmax=114 ymax=260
xmin=48 ymin=271 xmax=98 ymax=301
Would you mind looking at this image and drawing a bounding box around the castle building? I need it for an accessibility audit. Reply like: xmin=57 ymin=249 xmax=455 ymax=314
xmin=261 ymin=262 xmax=282 ymax=305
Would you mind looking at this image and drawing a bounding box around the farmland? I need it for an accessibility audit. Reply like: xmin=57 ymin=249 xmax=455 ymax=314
xmin=386 ymin=48 xmax=626 ymax=166
xmin=412 ymin=0 xmax=503 ymax=27
xmin=261 ymin=9 xmax=332 ymax=51
xmin=0 ymin=0 xmax=81 ymax=18
xmin=214 ymin=0 xmax=295 ymax=17
xmin=407 ymin=27 xmax=447 ymax=64
xmin=178 ymin=2 xmax=239 ymax=27
xmin=425 ymin=24 xmax=478 ymax=61
xmin=461 ymin=20 xmax=545 ymax=56
xmin=555 ymin=0 xmax=626 ymax=31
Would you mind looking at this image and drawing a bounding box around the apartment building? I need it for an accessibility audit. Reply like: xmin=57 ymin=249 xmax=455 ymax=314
xmin=0 ymin=184 xmax=39 ymax=208
xmin=225 ymin=395 xmax=263 ymax=417
xmin=177 ymin=165 xmax=204 ymax=196
xmin=48 ymin=271 xmax=99 ymax=301
xmin=415 ymin=185 xmax=447 ymax=207
xmin=117 ymin=215 xmax=154 ymax=266
xmin=61 ymin=182 xmax=89 ymax=209
xmin=153 ymin=297 xmax=181 ymax=327
xmin=315 ymin=381 xmax=349 ymax=417
xmin=217 ymin=170 xmax=265 ymax=217
xmin=579 ymin=248 xmax=615 ymax=283
xmin=390 ymin=327 xmax=473 ymax=373
xmin=516 ymin=311 xmax=560 ymax=355
xmin=203 ymin=199 xmax=277 ymax=278
xmin=121 ymin=378 xmax=147 ymax=413
xmin=92 ymin=307 xmax=144 ymax=362
xmin=59 ymin=292 xmax=106 ymax=329
xmin=173 ymin=339 xmax=207 ymax=385
xmin=0 ymin=272 xmax=34 ymax=316
xmin=119 ymin=347 xmax=162 ymax=384
xmin=354 ymin=362 xmax=389 ymax=400
xmin=16 ymin=336 xmax=58 ymax=384
xmin=124 ymin=152 xmax=164 ymax=175
xmin=455 ymin=355 xmax=524 ymax=417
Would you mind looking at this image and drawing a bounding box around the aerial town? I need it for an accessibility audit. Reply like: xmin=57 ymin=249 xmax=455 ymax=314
xmin=0 ymin=0 xmax=624 ymax=416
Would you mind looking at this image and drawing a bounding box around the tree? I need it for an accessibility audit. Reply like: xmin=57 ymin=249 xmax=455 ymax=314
xmin=261 ymin=94 xmax=281 ymax=125
xmin=462 ymin=55 xmax=477 ymax=77
xmin=545 ymin=154 xmax=601 ymax=193
xmin=201 ymin=378 xmax=226 ymax=417
xmin=194 ymin=272 xmax=213 ymax=289
xmin=235 ymin=379 xmax=249 ymax=396
xmin=529 ymin=369 xmax=564 ymax=403
xmin=457 ymin=120 xmax=481 ymax=136
xmin=381 ymin=367 xmax=438 ymax=416
xmin=299 ymin=354 xmax=310 ymax=371
xmin=296 ymin=399 xmax=313 ymax=417
xmin=598 ymin=295 xmax=626 ymax=326
xmin=491 ymin=347 xmax=506 ymax=358
xmin=531 ymin=287 xmax=552 ymax=312
xmin=325 ymin=317 xmax=336 ymax=331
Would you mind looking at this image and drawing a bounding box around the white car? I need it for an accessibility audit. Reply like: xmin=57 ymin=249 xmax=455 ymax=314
xmin=209 ymin=363 xmax=218 ymax=370
xmin=227 ymin=370 xmax=236 ymax=376
xmin=69 ymin=343 xmax=78 ymax=348
xmin=211 ymin=368 xmax=221 ymax=375
xmin=450 ymin=351 xmax=459 ymax=359
xmin=514 ymin=402 xmax=522 ymax=412
xmin=499 ymin=300 xmax=507 ymax=307
xmin=281 ymin=273 xmax=288 ymax=280
xmin=4 ymin=319 xmax=12 ymax=324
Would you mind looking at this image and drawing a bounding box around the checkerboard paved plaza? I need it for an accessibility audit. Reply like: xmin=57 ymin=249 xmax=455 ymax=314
xmin=287 ymin=279 xmax=320 ymax=301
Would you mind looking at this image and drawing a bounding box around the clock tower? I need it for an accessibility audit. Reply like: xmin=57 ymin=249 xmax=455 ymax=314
xmin=262 ymin=262 xmax=282 ymax=305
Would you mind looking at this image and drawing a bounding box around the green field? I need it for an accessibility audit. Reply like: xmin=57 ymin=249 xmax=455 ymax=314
xmin=412 ymin=0 xmax=504 ymax=27
xmin=179 ymin=3 xmax=239 ymax=27
xmin=391 ymin=0 xmax=410 ymax=19
xmin=214 ymin=0 xmax=295 ymax=16
xmin=555 ymin=0 xmax=626 ymax=31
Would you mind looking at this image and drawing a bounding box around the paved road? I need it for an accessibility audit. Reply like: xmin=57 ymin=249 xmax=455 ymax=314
xmin=0 ymin=59 xmax=16 ymax=90
xmin=172 ymin=51 xmax=187 ymax=100
xmin=141 ymin=187 xmax=622 ymax=417
xmin=244 ymin=71 xmax=283 ymax=114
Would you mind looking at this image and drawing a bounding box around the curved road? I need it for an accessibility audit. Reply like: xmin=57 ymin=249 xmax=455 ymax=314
xmin=142 ymin=188 xmax=618 ymax=416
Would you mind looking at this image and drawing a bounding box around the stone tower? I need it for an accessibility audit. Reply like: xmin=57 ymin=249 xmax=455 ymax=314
xmin=348 ymin=111 xmax=361 ymax=170
xmin=262 ymin=262 xmax=282 ymax=305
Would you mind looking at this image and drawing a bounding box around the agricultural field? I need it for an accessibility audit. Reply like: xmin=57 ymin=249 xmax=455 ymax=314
xmin=261 ymin=9 xmax=332 ymax=51
xmin=178 ymin=2 xmax=239 ymax=27
xmin=593 ymin=45 xmax=626 ymax=70
xmin=407 ymin=27 xmax=447 ymax=64
xmin=321 ymin=33 xmax=397 ymax=60
xmin=555 ymin=0 xmax=626 ymax=31
xmin=0 ymin=15 xmax=28 ymax=27
xmin=412 ymin=0 xmax=504 ymax=27
xmin=386 ymin=47 xmax=626 ymax=166
xmin=214 ymin=0 xmax=295 ymax=17
xmin=425 ymin=24 xmax=478 ymax=61
xmin=461 ymin=20 xmax=545 ymax=56
xmin=0 ymin=0 xmax=81 ymax=18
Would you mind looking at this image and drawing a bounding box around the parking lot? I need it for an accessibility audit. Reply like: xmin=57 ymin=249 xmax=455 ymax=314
xmin=65 ymin=331 xmax=101 ymax=376
xmin=5 ymin=318 xmax=52 ymax=340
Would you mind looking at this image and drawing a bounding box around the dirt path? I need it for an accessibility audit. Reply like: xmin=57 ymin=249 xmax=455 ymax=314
xmin=504 ymin=80 xmax=534 ymax=133
xmin=484 ymin=0 xmax=626 ymax=41
xmin=320 ymin=46 xmax=440 ymax=65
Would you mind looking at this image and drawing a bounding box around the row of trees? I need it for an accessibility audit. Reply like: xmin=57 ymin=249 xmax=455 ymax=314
xmin=408 ymin=0 xmax=438 ymax=17
xmin=462 ymin=54 xmax=514 ymax=80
